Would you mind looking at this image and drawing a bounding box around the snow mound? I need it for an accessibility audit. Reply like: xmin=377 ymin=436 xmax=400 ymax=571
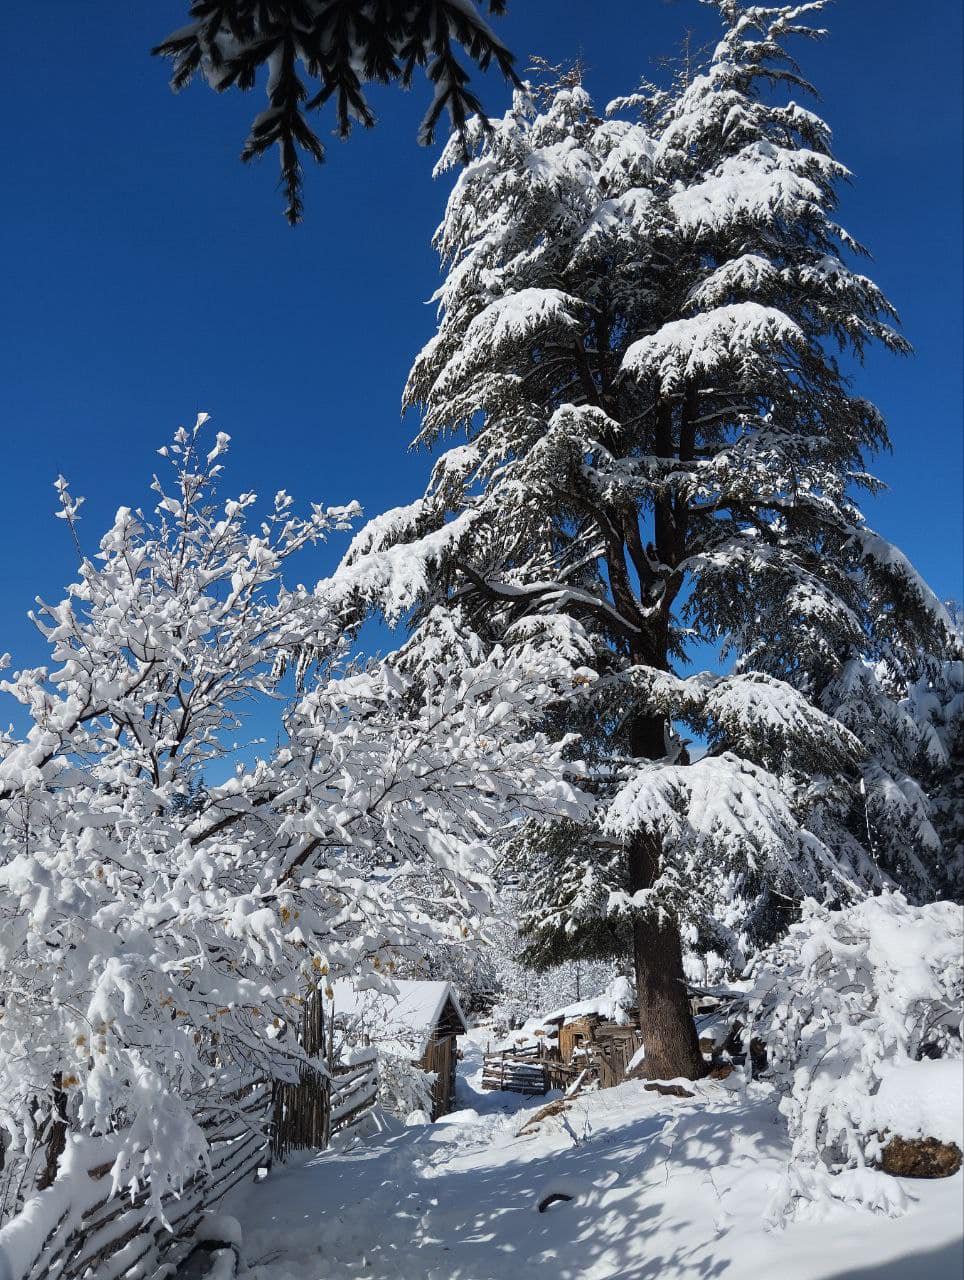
xmin=864 ymin=1059 xmax=964 ymax=1148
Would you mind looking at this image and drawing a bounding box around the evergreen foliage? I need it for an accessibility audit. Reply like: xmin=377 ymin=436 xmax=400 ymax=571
xmin=332 ymin=1 xmax=955 ymax=1074
xmin=815 ymin=620 xmax=964 ymax=904
xmin=154 ymin=0 xmax=518 ymax=222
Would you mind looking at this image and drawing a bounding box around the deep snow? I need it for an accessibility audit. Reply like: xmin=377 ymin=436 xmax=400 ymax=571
xmin=219 ymin=1029 xmax=963 ymax=1280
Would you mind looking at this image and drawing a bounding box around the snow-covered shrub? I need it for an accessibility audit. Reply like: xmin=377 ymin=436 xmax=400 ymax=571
xmin=0 ymin=418 xmax=586 ymax=1216
xmin=747 ymin=892 xmax=963 ymax=1220
xmin=370 ymin=1053 xmax=435 ymax=1122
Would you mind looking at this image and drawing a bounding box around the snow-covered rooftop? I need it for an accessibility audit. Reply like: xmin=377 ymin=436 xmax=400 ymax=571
xmin=330 ymin=979 xmax=467 ymax=1058
xmin=542 ymin=976 xmax=636 ymax=1028
xmin=492 ymin=977 xmax=638 ymax=1052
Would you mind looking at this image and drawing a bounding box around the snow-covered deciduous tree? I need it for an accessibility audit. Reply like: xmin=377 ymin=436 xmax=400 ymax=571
xmin=0 ymin=417 xmax=585 ymax=1214
xmin=384 ymin=868 xmax=620 ymax=1022
xmin=482 ymin=885 xmax=621 ymax=1030
xmin=154 ymin=0 xmax=519 ymax=223
xmin=747 ymin=892 xmax=963 ymax=1219
xmin=329 ymin=2 xmax=954 ymax=1079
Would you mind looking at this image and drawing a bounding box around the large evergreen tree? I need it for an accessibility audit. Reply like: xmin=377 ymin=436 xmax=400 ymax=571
xmin=329 ymin=2 xmax=952 ymax=1078
xmin=816 ymin=611 xmax=964 ymax=904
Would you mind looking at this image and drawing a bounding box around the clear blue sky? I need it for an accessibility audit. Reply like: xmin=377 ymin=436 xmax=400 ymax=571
xmin=0 ymin=1 xmax=961 ymax=679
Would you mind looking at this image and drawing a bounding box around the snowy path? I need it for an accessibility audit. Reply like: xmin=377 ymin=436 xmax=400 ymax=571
xmin=222 ymin=1031 xmax=964 ymax=1280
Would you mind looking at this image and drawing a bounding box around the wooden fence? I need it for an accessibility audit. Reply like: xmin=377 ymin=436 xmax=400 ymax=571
xmin=482 ymin=1029 xmax=645 ymax=1096
xmin=330 ymin=1054 xmax=379 ymax=1133
xmin=481 ymin=1044 xmax=551 ymax=1096
xmin=0 ymin=1043 xmax=377 ymax=1280
xmin=0 ymin=1076 xmax=271 ymax=1280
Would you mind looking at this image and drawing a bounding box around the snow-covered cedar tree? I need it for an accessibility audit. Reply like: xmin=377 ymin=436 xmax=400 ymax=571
xmin=747 ymin=892 xmax=963 ymax=1219
xmin=154 ymin=0 xmax=519 ymax=223
xmin=925 ymin=608 xmax=964 ymax=899
xmin=816 ymin=613 xmax=964 ymax=905
xmin=483 ymin=886 xmax=621 ymax=1031
xmin=0 ymin=417 xmax=584 ymax=1216
xmin=327 ymin=1 xmax=954 ymax=1080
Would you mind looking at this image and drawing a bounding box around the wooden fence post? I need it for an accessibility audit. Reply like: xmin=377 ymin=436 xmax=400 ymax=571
xmin=271 ymin=985 xmax=333 ymax=1163
xmin=36 ymin=1077 xmax=68 ymax=1193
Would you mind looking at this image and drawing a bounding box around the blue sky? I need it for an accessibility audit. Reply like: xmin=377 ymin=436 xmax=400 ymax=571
xmin=0 ymin=0 xmax=961 ymax=682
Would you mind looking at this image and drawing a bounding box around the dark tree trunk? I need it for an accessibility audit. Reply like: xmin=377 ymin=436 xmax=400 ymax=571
xmin=36 ymin=1075 xmax=68 ymax=1191
xmin=631 ymin=908 xmax=705 ymax=1080
xmin=626 ymin=829 xmax=705 ymax=1080
xmin=625 ymin=711 xmax=705 ymax=1082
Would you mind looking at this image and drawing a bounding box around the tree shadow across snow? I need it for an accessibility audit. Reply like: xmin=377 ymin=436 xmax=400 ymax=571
xmin=824 ymin=1238 xmax=963 ymax=1280
xmin=238 ymin=1083 xmax=786 ymax=1280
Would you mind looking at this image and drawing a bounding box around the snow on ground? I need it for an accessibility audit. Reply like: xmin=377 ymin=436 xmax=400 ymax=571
xmin=222 ymin=1028 xmax=963 ymax=1280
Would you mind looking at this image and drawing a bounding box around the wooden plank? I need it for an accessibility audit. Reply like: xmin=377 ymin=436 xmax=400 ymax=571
xmin=2 ymin=1040 xmax=381 ymax=1280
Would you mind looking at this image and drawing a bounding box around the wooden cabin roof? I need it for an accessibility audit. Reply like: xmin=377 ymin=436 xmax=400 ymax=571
xmin=541 ymin=979 xmax=636 ymax=1030
xmin=330 ymin=979 xmax=467 ymax=1058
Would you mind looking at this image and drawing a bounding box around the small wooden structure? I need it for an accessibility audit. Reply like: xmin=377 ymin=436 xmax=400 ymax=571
xmin=331 ymin=979 xmax=467 ymax=1120
xmin=483 ymin=986 xmax=646 ymax=1095
xmin=416 ymin=984 xmax=468 ymax=1119
xmin=543 ymin=1005 xmax=644 ymax=1089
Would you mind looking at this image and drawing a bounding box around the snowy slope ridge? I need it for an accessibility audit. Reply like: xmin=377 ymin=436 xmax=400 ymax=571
xmin=221 ymin=1031 xmax=963 ymax=1280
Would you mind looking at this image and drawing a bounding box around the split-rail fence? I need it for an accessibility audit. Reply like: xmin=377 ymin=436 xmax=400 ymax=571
xmin=0 ymin=993 xmax=376 ymax=1280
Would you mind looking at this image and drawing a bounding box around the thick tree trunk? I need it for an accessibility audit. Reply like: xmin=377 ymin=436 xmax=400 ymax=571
xmin=626 ymin=829 xmax=705 ymax=1080
xmin=626 ymin=710 xmax=705 ymax=1081
xmin=631 ymin=910 xmax=705 ymax=1080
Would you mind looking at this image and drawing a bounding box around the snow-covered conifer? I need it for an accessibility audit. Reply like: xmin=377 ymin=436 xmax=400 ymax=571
xmin=331 ymin=3 xmax=953 ymax=1079
xmin=812 ymin=630 xmax=964 ymax=903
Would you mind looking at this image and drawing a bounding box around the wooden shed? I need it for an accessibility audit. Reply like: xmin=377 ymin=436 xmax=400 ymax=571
xmin=331 ymin=979 xmax=467 ymax=1120
xmin=540 ymin=986 xmax=644 ymax=1089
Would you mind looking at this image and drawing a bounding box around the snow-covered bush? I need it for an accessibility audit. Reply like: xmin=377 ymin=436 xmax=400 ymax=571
xmin=370 ymin=1053 xmax=436 ymax=1123
xmin=747 ymin=892 xmax=963 ymax=1219
xmin=0 ymin=418 xmax=585 ymax=1215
